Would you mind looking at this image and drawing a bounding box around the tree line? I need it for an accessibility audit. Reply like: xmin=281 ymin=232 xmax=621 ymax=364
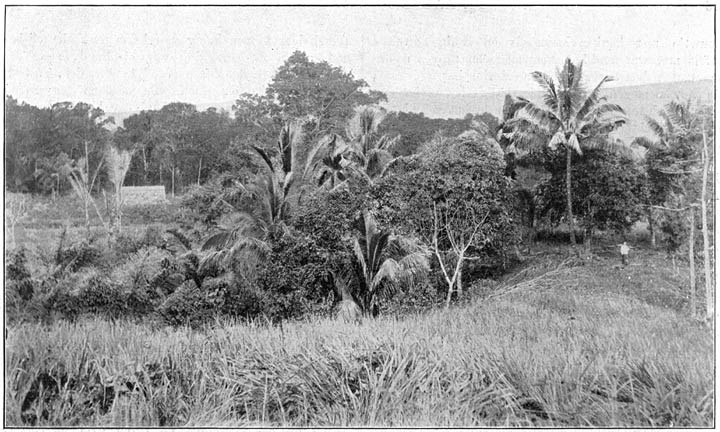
xmin=4 ymin=52 xmax=714 ymax=321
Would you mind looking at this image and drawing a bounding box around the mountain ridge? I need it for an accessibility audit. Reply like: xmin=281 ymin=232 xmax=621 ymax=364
xmin=107 ymin=79 xmax=713 ymax=143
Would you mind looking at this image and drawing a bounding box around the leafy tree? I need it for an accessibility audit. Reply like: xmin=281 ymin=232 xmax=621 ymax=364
xmin=508 ymin=58 xmax=628 ymax=244
xmin=376 ymin=131 xmax=520 ymax=295
xmin=379 ymin=111 xmax=500 ymax=156
xmin=535 ymin=148 xmax=646 ymax=242
xmin=5 ymin=96 xmax=53 ymax=192
xmin=5 ymin=98 xmax=114 ymax=194
xmin=120 ymin=104 xmax=240 ymax=191
xmin=266 ymin=51 xmax=387 ymax=141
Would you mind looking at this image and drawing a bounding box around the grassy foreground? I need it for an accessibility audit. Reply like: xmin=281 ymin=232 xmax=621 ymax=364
xmin=5 ymin=249 xmax=714 ymax=427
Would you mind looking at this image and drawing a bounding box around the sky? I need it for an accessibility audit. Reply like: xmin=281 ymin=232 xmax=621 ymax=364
xmin=5 ymin=6 xmax=715 ymax=113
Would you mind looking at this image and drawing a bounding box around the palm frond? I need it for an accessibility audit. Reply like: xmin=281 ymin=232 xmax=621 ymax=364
xmin=352 ymin=238 xmax=368 ymax=284
xmin=659 ymin=111 xmax=675 ymax=136
xmin=371 ymin=258 xmax=402 ymax=295
xmin=576 ymin=76 xmax=615 ymax=120
xmin=531 ymin=71 xmax=559 ymax=111
xmin=515 ymin=98 xmax=560 ymax=133
xmin=252 ymin=145 xmax=274 ymax=172
xmin=277 ymin=121 xmax=304 ymax=175
xmin=201 ymin=231 xmax=233 ymax=251
xmin=590 ymin=103 xmax=626 ymax=120
xmin=365 ymin=149 xmax=394 ymax=179
xmin=567 ymin=134 xmax=582 ymax=155
xmin=548 ymin=130 xmax=567 ymax=150
xmin=633 ymin=136 xmax=664 ymax=150
xmin=332 ymin=270 xmax=355 ymax=302
xmin=166 ymin=228 xmax=192 ymax=251
xmin=645 ymin=116 xmax=667 ymax=140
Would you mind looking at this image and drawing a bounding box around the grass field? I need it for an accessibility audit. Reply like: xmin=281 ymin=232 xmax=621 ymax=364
xmin=5 ymin=231 xmax=714 ymax=427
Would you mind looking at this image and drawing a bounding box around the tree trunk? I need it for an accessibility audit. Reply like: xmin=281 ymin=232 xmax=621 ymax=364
xmin=84 ymin=198 xmax=90 ymax=235
xmin=445 ymin=280 xmax=454 ymax=308
xmin=648 ymin=207 xmax=656 ymax=248
xmin=565 ymin=149 xmax=576 ymax=245
xmin=457 ymin=265 xmax=463 ymax=299
xmin=689 ymin=209 xmax=696 ymax=319
xmin=142 ymin=146 xmax=148 ymax=185
xmin=701 ymin=125 xmax=712 ymax=324
xmin=171 ymin=165 xmax=176 ymax=198
xmin=197 ymin=156 xmax=203 ymax=185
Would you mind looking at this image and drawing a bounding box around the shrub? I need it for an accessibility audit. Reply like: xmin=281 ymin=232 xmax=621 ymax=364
xmin=55 ymin=240 xmax=103 ymax=273
xmin=77 ymin=274 xmax=126 ymax=319
xmin=157 ymin=281 xmax=216 ymax=328
xmin=111 ymin=247 xmax=170 ymax=293
xmin=114 ymin=233 xmax=145 ymax=256
xmin=216 ymin=277 xmax=265 ymax=319
xmin=42 ymin=282 xmax=82 ymax=322
xmin=149 ymin=256 xmax=187 ymax=296
xmin=6 ymin=248 xmax=34 ymax=301
xmin=254 ymin=231 xmax=338 ymax=321
xmin=114 ymin=225 xmax=169 ymax=257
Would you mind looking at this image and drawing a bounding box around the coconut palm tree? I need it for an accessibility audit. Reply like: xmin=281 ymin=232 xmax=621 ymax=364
xmin=302 ymin=134 xmax=354 ymax=191
xmin=200 ymin=122 xmax=304 ymax=267
xmin=646 ymin=100 xmax=703 ymax=146
xmin=345 ymin=106 xmax=399 ymax=180
xmin=350 ymin=210 xmax=429 ymax=316
xmin=510 ymin=58 xmax=628 ymax=244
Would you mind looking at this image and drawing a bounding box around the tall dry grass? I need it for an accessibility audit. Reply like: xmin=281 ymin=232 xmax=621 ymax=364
xmin=5 ymin=277 xmax=713 ymax=427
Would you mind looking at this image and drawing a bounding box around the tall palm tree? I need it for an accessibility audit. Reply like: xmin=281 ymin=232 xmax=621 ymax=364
xmin=303 ymin=134 xmax=352 ymax=191
xmin=510 ymin=58 xmax=627 ymax=244
xmin=345 ymin=106 xmax=399 ymax=180
xmin=350 ymin=211 xmax=429 ymax=316
xmin=640 ymin=100 xmax=705 ymax=248
xmin=201 ymin=122 xmax=304 ymax=266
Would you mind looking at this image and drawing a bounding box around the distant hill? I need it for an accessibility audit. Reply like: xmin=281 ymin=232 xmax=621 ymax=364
xmin=382 ymin=80 xmax=713 ymax=143
xmin=106 ymin=80 xmax=713 ymax=143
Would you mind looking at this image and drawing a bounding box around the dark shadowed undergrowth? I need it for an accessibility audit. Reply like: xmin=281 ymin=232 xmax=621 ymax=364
xmin=6 ymin=255 xmax=713 ymax=427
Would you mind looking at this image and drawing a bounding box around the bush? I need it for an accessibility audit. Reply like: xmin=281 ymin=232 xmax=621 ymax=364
xmin=77 ymin=274 xmax=126 ymax=319
xmin=42 ymin=283 xmax=82 ymax=322
xmin=6 ymin=248 xmax=34 ymax=301
xmin=111 ymin=246 xmax=170 ymax=293
xmin=157 ymin=281 xmax=216 ymax=328
xmin=55 ymin=240 xmax=103 ymax=273
xmin=113 ymin=233 xmax=145 ymax=256
xmin=149 ymin=256 xmax=187 ymax=296
xmin=255 ymin=231 xmax=338 ymax=321
xmin=114 ymin=225 xmax=169 ymax=257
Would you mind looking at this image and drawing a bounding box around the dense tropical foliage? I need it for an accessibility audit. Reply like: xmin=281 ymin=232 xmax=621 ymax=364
xmin=4 ymin=53 xmax=713 ymax=325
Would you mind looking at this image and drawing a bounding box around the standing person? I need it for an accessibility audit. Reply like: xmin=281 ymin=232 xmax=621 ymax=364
xmin=619 ymin=241 xmax=630 ymax=266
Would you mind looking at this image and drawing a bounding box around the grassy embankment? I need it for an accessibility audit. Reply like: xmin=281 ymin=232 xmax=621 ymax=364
xmin=5 ymin=239 xmax=714 ymax=427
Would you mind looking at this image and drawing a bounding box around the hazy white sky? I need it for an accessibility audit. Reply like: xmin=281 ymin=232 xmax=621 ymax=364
xmin=5 ymin=6 xmax=715 ymax=112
